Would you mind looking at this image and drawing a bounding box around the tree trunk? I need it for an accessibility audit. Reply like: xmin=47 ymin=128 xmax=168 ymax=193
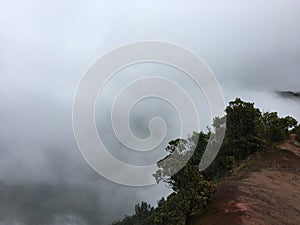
xmin=185 ymin=212 xmax=191 ymax=225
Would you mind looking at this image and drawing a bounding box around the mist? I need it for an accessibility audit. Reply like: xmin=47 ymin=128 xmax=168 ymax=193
xmin=0 ymin=0 xmax=300 ymax=224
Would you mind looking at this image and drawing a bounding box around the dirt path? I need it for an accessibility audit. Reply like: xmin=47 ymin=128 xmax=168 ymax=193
xmin=192 ymin=140 xmax=300 ymax=225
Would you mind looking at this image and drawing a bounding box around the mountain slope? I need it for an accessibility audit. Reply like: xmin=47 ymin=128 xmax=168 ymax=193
xmin=192 ymin=140 xmax=300 ymax=225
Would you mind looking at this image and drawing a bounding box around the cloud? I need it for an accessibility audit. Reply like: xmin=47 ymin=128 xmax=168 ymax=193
xmin=276 ymin=91 xmax=300 ymax=100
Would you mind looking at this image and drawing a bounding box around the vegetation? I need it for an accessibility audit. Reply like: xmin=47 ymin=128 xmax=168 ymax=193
xmin=112 ymin=98 xmax=298 ymax=225
xmin=292 ymin=124 xmax=300 ymax=139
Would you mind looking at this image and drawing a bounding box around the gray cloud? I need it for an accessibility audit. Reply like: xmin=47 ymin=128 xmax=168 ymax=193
xmin=276 ymin=91 xmax=300 ymax=100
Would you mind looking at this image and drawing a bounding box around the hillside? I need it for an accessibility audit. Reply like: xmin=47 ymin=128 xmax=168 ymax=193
xmin=112 ymin=98 xmax=300 ymax=225
xmin=192 ymin=139 xmax=300 ymax=225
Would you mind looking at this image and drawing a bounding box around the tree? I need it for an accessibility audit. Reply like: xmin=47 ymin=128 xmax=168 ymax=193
xmin=135 ymin=201 xmax=153 ymax=216
xmin=112 ymin=98 xmax=299 ymax=225
xmin=153 ymin=132 xmax=216 ymax=224
xmin=293 ymin=125 xmax=300 ymax=139
xmin=225 ymin=98 xmax=265 ymax=160
xmin=262 ymin=112 xmax=298 ymax=142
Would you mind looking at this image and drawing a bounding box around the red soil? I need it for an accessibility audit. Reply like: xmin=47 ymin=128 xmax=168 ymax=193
xmin=193 ymin=140 xmax=300 ymax=225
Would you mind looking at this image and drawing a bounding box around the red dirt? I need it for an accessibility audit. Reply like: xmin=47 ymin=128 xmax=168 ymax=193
xmin=192 ymin=140 xmax=300 ymax=225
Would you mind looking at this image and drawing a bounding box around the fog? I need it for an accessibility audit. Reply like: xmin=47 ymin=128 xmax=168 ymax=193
xmin=0 ymin=0 xmax=299 ymax=224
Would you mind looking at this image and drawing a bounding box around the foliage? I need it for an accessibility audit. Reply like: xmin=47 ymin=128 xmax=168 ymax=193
xmin=112 ymin=98 xmax=298 ymax=225
xmin=262 ymin=112 xmax=298 ymax=142
xmin=112 ymin=202 xmax=153 ymax=225
xmin=293 ymin=125 xmax=300 ymax=139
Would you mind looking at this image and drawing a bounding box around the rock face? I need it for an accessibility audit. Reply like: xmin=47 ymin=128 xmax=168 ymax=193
xmin=193 ymin=140 xmax=300 ymax=225
xmin=290 ymin=133 xmax=298 ymax=140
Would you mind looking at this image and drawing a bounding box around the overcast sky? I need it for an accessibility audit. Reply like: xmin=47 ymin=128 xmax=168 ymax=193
xmin=0 ymin=0 xmax=300 ymax=224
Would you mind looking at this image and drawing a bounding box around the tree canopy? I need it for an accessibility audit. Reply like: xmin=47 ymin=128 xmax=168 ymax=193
xmin=112 ymin=98 xmax=298 ymax=225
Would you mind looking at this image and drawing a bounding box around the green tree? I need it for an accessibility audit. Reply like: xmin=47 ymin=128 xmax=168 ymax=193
xmin=262 ymin=112 xmax=298 ymax=142
xmin=112 ymin=98 xmax=298 ymax=225
xmin=153 ymin=132 xmax=216 ymax=224
xmin=225 ymin=98 xmax=265 ymax=160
